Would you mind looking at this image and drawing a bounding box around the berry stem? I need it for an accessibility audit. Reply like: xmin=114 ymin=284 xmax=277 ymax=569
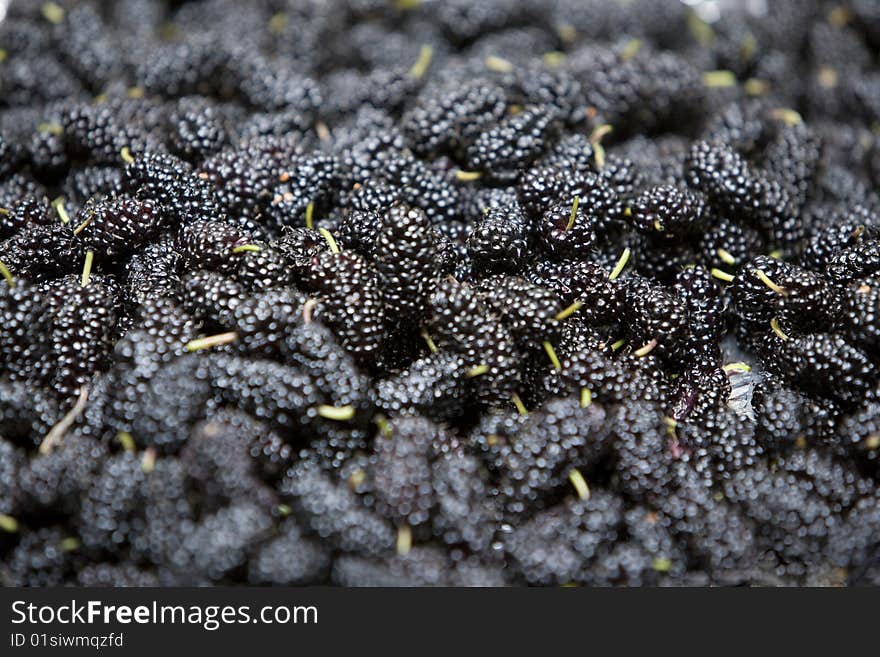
xmin=59 ymin=537 xmax=80 ymax=552
xmin=580 ymin=387 xmax=593 ymax=408
xmin=316 ymin=404 xmax=356 ymax=421
xmin=590 ymin=124 xmax=613 ymax=169
xmin=374 ymin=414 xmax=392 ymax=438
xmin=511 ymin=392 xmax=529 ymax=417
xmin=420 ymin=328 xmax=438 ymax=353
xmin=117 ymin=431 xmax=136 ymax=452
xmin=711 ymin=267 xmax=735 ymax=282
xmin=770 ymin=107 xmax=803 ymax=126
xmin=652 ymin=558 xmax=673 ymax=573
xmin=702 ymin=70 xmax=737 ymax=88
xmin=231 ymin=244 xmax=261 ymax=254
xmin=39 ymin=386 xmax=90 ymax=455
xmin=543 ymin=340 xmax=562 ymax=371
xmin=484 ymin=55 xmax=514 ymax=73
xmin=0 ymin=514 xmax=19 ymax=533
xmin=302 ymin=298 xmax=318 ymax=323
xmin=0 ymin=259 xmax=14 ymax=287
xmin=770 ymin=317 xmax=790 ymax=341
xmin=634 ymin=338 xmax=658 ymax=357
xmin=744 ymin=78 xmax=769 ymax=96
xmin=566 ymin=195 xmax=580 ymax=231
xmin=455 ymin=170 xmax=482 ymax=182
xmin=754 ymin=268 xmax=788 ymax=295
xmin=51 ymin=196 xmax=70 ymax=224
xmin=716 ymin=248 xmax=737 ymax=265
xmin=409 ymin=45 xmax=434 ymax=79
xmin=41 ymin=2 xmax=65 ymax=24
xmin=318 ymin=227 xmax=340 ymax=253
xmin=185 ymin=331 xmax=239 ymax=352
xmin=73 ymin=213 xmax=93 ymax=235
xmin=590 ymin=124 xmax=613 ymax=144
xmin=81 ymin=250 xmax=94 ymax=287
xmin=347 ymin=469 xmax=366 ymax=490
xmin=268 ymin=12 xmax=287 ymax=34
xmin=609 ymin=247 xmax=631 ymax=280
xmin=141 ymin=448 xmax=157 ymax=473
xmin=568 ymin=469 xmax=590 ymax=501
xmin=542 ymin=51 xmax=566 ymax=67
xmin=396 ymin=525 xmax=412 ymax=555
xmin=37 ymin=122 xmax=63 ymax=135
xmin=315 ymin=122 xmax=331 ymax=142
xmin=554 ymin=301 xmax=582 ymax=321
xmin=620 ymin=38 xmax=643 ymax=61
